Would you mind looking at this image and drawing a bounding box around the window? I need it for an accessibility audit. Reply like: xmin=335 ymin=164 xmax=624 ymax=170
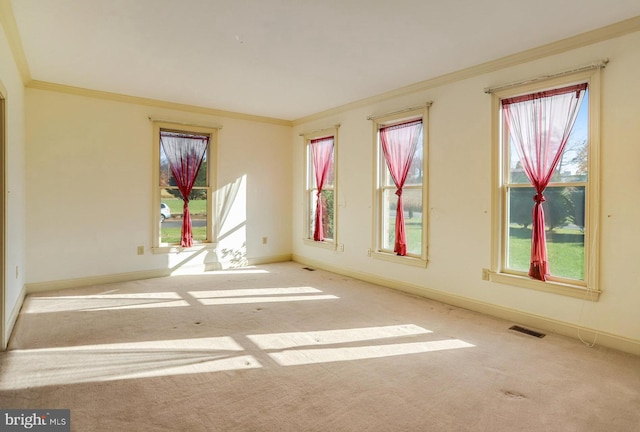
xmin=303 ymin=127 xmax=337 ymax=249
xmin=372 ymin=106 xmax=429 ymax=266
xmin=490 ymin=69 xmax=601 ymax=299
xmin=152 ymin=122 xmax=217 ymax=251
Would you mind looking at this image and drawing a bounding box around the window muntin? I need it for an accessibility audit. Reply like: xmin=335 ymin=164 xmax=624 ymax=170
xmin=304 ymin=129 xmax=337 ymax=247
xmin=372 ymin=108 xmax=428 ymax=264
xmin=492 ymin=69 xmax=600 ymax=297
xmin=152 ymin=122 xmax=217 ymax=251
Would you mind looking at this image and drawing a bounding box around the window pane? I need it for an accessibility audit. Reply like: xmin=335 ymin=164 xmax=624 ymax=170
xmin=310 ymin=152 xmax=335 ymax=188
xmin=159 ymin=145 xmax=173 ymax=187
xmin=160 ymin=195 xmax=208 ymax=244
xmin=507 ymin=186 xmax=585 ymax=280
xmin=324 ymin=150 xmax=335 ymax=188
xmin=382 ymin=188 xmax=422 ymax=255
xmin=382 ymin=129 xmax=423 ymax=187
xmin=508 ymin=91 xmax=588 ymax=184
xmin=308 ymin=138 xmax=335 ymax=188
xmin=190 ymin=195 xmax=208 ymax=242
xmin=309 ymin=189 xmax=334 ymax=241
xmin=404 ymin=130 xmax=423 ymax=186
xmin=159 ymin=142 xmax=208 ymax=189
xmin=551 ymin=91 xmax=589 ymax=184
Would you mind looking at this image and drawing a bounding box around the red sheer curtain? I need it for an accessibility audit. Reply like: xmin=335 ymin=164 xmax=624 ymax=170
xmin=310 ymin=136 xmax=334 ymax=241
xmin=502 ymin=83 xmax=587 ymax=280
xmin=380 ymin=119 xmax=423 ymax=255
xmin=160 ymin=131 xmax=209 ymax=247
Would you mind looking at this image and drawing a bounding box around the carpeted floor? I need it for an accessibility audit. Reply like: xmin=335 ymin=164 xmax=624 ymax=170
xmin=1 ymin=262 xmax=639 ymax=431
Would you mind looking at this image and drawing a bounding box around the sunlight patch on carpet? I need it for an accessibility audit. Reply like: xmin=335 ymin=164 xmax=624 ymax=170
xmin=196 ymin=295 xmax=338 ymax=305
xmin=23 ymin=292 xmax=190 ymax=313
xmin=188 ymin=286 xmax=323 ymax=298
xmin=247 ymin=324 xmax=433 ymax=350
xmin=189 ymin=286 xmax=339 ymax=305
xmin=0 ymin=337 xmax=262 ymax=390
xmin=269 ymin=339 xmax=475 ymax=366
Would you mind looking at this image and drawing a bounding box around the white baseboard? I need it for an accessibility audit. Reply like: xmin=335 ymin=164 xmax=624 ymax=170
xmin=248 ymin=254 xmax=292 ymax=266
xmin=292 ymin=254 xmax=640 ymax=357
xmin=3 ymin=283 xmax=26 ymax=350
xmin=25 ymin=254 xmax=293 ymax=294
xmin=26 ymin=268 xmax=171 ymax=293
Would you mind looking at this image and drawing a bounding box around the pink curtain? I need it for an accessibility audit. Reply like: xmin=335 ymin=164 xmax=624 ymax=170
xmin=380 ymin=120 xmax=423 ymax=255
xmin=160 ymin=132 xmax=209 ymax=247
xmin=310 ymin=136 xmax=334 ymax=241
xmin=502 ymin=83 xmax=587 ymax=280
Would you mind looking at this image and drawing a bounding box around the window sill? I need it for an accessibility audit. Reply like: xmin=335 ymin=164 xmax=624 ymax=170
xmin=371 ymin=251 xmax=428 ymax=268
xmin=152 ymin=243 xmax=217 ymax=255
xmin=488 ymin=271 xmax=600 ymax=301
xmin=303 ymin=238 xmax=337 ymax=251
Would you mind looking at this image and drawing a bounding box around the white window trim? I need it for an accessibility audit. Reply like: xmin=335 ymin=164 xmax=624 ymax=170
xmin=489 ymin=69 xmax=601 ymax=300
xmin=302 ymin=126 xmax=339 ymax=251
xmin=371 ymin=106 xmax=429 ymax=267
xmin=151 ymin=121 xmax=218 ymax=254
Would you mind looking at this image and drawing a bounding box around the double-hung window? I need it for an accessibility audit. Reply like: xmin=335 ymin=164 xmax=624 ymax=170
xmin=152 ymin=121 xmax=217 ymax=251
xmin=372 ymin=106 xmax=429 ymax=266
xmin=303 ymin=127 xmax=337 ymax=249
xmin=490 ymin=69 xmax=601 ymax=299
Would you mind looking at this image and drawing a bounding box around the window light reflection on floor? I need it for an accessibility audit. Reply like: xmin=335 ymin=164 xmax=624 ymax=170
xmin=23 ymin=292 xmax=190 ymax=313
xmin=0 ymin=325 xmax=475 ymax=390
xmin=0 ymin=337 xmax=262 ymax=391
xmin=248 ymin=325 xmax=474 ymax=366
xmin=247 ymin=324 xmax=433 ymax=350
xmin=189 ymin=286 xmax=339 ymax=305
xmin=269 ymin=339 xmax=475 ymax=366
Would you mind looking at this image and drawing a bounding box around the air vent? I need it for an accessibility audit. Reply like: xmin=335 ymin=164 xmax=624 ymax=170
xmin=302 ymin=267 xmax=316 ymax=271
xmin=509 ymin=325 xmax=545 ymax=338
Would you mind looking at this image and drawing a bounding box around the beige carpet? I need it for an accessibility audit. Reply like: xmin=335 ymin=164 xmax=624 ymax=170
xmin=1 ymin=262 xmax=639 ymax=431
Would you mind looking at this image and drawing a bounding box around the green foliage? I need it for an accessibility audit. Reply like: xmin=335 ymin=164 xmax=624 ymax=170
xmin=321 ymin=189 xmax=334 ymax=239
xmin=160 ymin=225 xmax=207 ymax=244
xmin=508 ymin=227 xmax=584 ymax=280
xmin=570 ymin=142 xmax=589 ymax=175
xmin=166 ymin=160 xmax=208 ymax=200
xmin=162 ymin=198 xmax=207 ymax=216
xmin=509 ymin=186 xmax=584 ymax=231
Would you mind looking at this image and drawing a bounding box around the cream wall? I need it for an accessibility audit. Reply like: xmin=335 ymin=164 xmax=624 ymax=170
xmin=25 ymin=89 xmax=292 ymax=285
xmin=292 ymin=32 xmax=640 ymax=350
xmin=0 ymin=18 xmax=27 ymax=347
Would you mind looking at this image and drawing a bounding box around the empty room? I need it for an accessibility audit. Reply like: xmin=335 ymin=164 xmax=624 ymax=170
xmin=1 ymin=1 xmax=639 ymax=431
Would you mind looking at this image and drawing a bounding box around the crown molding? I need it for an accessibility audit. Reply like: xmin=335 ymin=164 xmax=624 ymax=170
xmin=26 ymin=80 xmax=293 ymax=126
xmin=0 ymin=0 xmax=32 ymax=84
xmin=292 ymin=15 xmax=640 ymax=126
xmin=5 ymin=0 xmax=639 ymax=128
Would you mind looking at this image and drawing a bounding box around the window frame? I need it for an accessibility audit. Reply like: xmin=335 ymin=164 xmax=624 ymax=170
xmin=152 ymin=121 xmax=218 ymax=253
xmin=371 ymin=107 xmax=429 ymax=267
xmin=489 ymin=69 xmax=601 ymax=300
xmin=303 ymin=127 xmax=338 ymax=251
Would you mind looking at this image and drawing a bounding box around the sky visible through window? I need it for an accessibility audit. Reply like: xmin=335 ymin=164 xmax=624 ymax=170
xmin=509 ymin=89 xmax=588 ymax=176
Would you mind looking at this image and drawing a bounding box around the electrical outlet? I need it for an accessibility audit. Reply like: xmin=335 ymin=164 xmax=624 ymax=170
xmin=137 ymin=246 xmax=144 ymax=255
xmin=482 ymin=268 xmax=490 ymax=281
xmin=339 ymin=244 xmax=345 ymax=252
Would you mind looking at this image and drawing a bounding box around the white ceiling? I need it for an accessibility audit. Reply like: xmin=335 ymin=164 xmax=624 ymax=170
xmin=10 ymin=0 xmax=640 ymax=121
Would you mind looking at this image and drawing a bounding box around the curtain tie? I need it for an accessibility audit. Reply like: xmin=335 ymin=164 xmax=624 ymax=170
xmin=395 ymin=188 xmax=403 ymax=197
xmin=533 ymin=193 xmax=545 ymax=204
xmin=317 ymin=190 xmax=322 ymax=197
